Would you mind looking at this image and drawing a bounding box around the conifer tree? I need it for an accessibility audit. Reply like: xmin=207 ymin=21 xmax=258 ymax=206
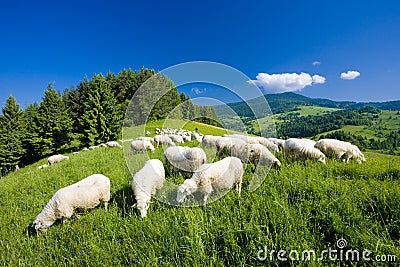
xmin=0 ymin=96 xmax=25 ymax=173
xmin=37 ymin=84 xmax=72 ymax=153
xmin=80 ymin=74 xmax=122 ymax=145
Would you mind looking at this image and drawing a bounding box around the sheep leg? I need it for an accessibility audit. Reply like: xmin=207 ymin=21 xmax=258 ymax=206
xmin=104 ymin=202 xmax=108 ymax=211
xmin=236 ymin=182 xmax=242 ymax=196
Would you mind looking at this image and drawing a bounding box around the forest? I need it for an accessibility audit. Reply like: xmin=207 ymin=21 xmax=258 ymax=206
xmin=0 ymin=68 xmax=219 ymax=176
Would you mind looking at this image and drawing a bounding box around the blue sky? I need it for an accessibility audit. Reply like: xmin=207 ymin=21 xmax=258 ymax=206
xmin=0 ymin=0 xmax=399 ymax=109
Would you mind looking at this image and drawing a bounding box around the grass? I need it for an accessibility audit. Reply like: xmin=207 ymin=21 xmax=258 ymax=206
xmin=289 ymin=105 xmax=341 ymax=117
xmin=0 ymin=122 xmax=399 ymax=266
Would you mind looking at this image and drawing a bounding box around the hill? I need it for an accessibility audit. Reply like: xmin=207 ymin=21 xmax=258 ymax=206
xmin=0 ymin=122 xmax=399 ymax=265
xmin=225 ymin=92 xmax=400 ymax=117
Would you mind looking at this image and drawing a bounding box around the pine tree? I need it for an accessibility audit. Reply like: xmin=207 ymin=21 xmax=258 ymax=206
xmin=37 ymin=84 xmax=72 ymax=153
xmin=0 ymin=96 xmax=25 ymax=174
xmin=21 ymin=103 xmax=43 ymax=164
xmin=80 ymin=74 xmax=122 ymax=145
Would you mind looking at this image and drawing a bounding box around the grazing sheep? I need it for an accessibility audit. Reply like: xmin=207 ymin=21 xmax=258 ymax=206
xmin=168 ymin=134 xmax=184 ymax=144
xmin=72 ymin=152 xmax=79 ymax=155
xmin=230 ymin=138 xmax=251 ymax=163
xmin=130 ymin=140 xmax=155 ymax=153
xmin=283 ymin=138 xmax=326 ymax=163
xmin=248 ymin=144 xmax=281 ymax=168
xmin=164 ymin=146 xmax=207 ymax=172
xmin=182 ymin=134 xmax=192 ymax=142
xmin=215 ymin=136 xmax=241 ymax=156
xmin=106 ymin=141 xmax=123 ymax=148
xmin=315 ymin=139 xmax=366 ymax=163
xmin=89 ymin=145 xmax=100 ymax=150
xmin=153 ymin=135 xmax=175 ymax=147
xmin=202 ymin=135 xmax=219 ymax=147
xmin=31 ymin=174 xmax=110 ymax=232
xmin=82 ymin=148 xmax=89 ymax=151
xmin=99 ymin=143 xmax=107 ymax=148
xmin=176 ymin=157 xmax=244 ymax=205
xmin=191 ymin=132 xmax=203 ymax=142
xmin=132 ymin=159 xmax=165 ymax=218
xmin=227 ymin=134 xmax=279 ymax=153
xmin=48 ymin=155 xmax=69 ymax=165
xmin=268 ymin=138 xmax=286 ymax=151
xmin=38 ymin=164 xmax=49 ymax=169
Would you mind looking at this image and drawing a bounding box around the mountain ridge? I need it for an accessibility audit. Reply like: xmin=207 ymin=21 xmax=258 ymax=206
xmin=224 ymin=92 xmax=400 ymax=118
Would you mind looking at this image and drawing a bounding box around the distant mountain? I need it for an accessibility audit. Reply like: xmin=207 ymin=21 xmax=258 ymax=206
xmin=222 ymin=92 xmax=400 ymax=118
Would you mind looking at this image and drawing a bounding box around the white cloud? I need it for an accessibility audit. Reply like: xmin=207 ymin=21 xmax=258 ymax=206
xmin=191 ymin=87 xmax=207 ymax=95
xmin=312 ymin=74 xmax=326 ymax=84
xmin=312 ymin=61 xmax=321 ymax=66
xmin=248 ymin=72 xmax=326 ymax=93
xmin=340 ymin=70 xmax=360 ymax=80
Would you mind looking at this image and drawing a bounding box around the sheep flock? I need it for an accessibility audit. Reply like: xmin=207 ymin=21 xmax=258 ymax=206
xmin=31 ymin=127 xmax=366 ymax=232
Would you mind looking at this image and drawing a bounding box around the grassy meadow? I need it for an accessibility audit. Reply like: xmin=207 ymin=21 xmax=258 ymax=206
xmin=0 ymin=122 xmax=399 ymax=266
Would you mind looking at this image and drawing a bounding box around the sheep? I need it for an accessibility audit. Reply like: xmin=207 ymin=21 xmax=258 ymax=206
xmin=164 ymin=146 xmax=207 ymax=172
xmin=182 ymin=134 xmax=192 ymax=142
xmin=230 ymin=138 xmax=251 ymax=163
xmin=48 ymin=154 xmax=69 ymax=165
xmin=99 ymin=143 xmax=107 ymax=148
xmin=227 ymin=134 xmax=279 ymax=153
xmin=31 ymin=174 xmax=110 ymax=232
xmin=191 ymin=132 xmax=203 ymax=142
xmin=176 ymin=157 xmax=244 ymax=205
xmin=168 ymin=134 xmax=184 ymax=144
xmin=130 ymin=140 xmax=155 ymax=153
xmin=82 ymin=148 xmax=89 ymax=151
xmin=38 ymin=164 xmax=49 ymax=169
xmin=153 ymin=135 xmax=175 ymax=147
xmin=268 ymin=138 xmax=286 ymax=151
xmin=315 ymin=139 xmax=366 ymax=163
xmin=215 ymin=136 xmax=242 ymax=156
xmin=283 ymin=138 xmax=326 ymax=163
xmin=89 ymin=145 xmax=100 ymax=150
xmin=72 ymin=152 xmax=79 ymax=155
xmin=202 ymin=135 xmax=219 ymax=147
xmin=106 ymin=141 xmax=123 ymax=148
xmin=132 ymin=159 xmax=165 ymax=218
xmin=248 ymin=144 xmax=281 ymax=168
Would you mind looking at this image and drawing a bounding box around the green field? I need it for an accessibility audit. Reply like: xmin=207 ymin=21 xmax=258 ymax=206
xmin=251 ymin=106 xmax=340 ymax=132
xmin=316 ymin=110 xmax=400 ymax=141
xmin=0 ymin=122 xmax=399 ymax=266
xmin=287 ymin=105 xmax=341 ymax=117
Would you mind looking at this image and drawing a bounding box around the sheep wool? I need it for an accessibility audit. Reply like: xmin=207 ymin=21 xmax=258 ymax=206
xmin=315 ymin=138 xmax=366 ymax=163
xmin=47 ymin=154 xmax=69 ymax=165
xmin=164 ymin=146 xmax=207 ymax=172
xmin=32 ymin=174 xmax=110 ymax=232
xmin=176 ymin=156 xmax=244 ymax=205
xmin=132 ymin=159 xmax=165 ymax=218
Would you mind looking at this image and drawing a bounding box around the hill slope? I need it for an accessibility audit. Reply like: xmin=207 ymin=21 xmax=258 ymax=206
xmin=0 ymin=134 xmax=399 ymax=265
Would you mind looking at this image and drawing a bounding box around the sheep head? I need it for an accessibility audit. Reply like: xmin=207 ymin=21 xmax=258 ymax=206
xmin=176 ymin=180 xmax=197 ymax=203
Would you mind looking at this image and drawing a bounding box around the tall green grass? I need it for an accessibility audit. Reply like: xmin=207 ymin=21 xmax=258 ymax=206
xmin=0 ymin=142 xmax=399 ymax=266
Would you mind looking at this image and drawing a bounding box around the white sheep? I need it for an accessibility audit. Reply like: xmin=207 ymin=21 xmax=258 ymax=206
xmin=89 ymin=145 xmax=100 ymax=150
xmin=283 ymin=138 xmax=326 ymax=163
xmin=315 ymin=138 xmax=366 ymax=163
xmin=38 ymin=164 xmax=49 ymax=169
xmin=132 ymin=159 xmax=165 ymax=218
xmin=153 ymin=135 xmax=175 ymax=147
xmin=176 ymin=156 xmax=244 ymax=205
xmin=202 ymin=135 xmax=219 ymax=147
xmin=168 ymin=134 xmax=184 ymax=144
xmin=130 ymin=140 xmax=155 ymax=153
xmin=191 ymin=132 xmax=203 ymax=142
xmin=227 ymin=134 xmax=279 ymax=153
xmin=47 ymin=154 xmax=69 ymax=165
xmin=215 ymin=136 xmax=242 ymax=156
xmin=248 ymin=144 xmax=281 ymax=168
xmin=268 ymin=138 xmax=286 ymax=151
xmin=106 ymin=141 xmax=123 ymax=148
xmin=230 ymin=138 xmax=251 ymax=163
xmin=164 ymin=146 xmax=207 ymax=172
xmin=31 ymin=174 xmax=110 ymax=232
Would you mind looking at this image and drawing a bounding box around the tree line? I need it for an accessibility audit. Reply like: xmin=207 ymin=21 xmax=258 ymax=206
xmin=0 ymin=68 xmax=219 ymax=176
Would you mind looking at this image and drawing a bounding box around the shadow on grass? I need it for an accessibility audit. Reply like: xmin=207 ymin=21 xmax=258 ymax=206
xmin=111 ymin=185 xmax=138 ymax=218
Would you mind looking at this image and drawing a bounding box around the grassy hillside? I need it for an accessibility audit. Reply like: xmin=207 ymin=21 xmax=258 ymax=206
xmin=0 ymin=124 xmax=399 ymax=266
